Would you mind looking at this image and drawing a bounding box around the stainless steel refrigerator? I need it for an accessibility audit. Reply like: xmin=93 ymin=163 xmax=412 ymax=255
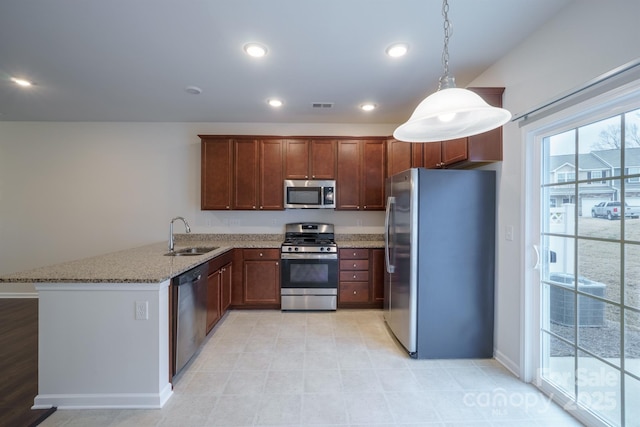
xmin=384 ymin=168 xmax=496 ymax=359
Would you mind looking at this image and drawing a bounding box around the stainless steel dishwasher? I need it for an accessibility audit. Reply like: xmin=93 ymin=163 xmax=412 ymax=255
xmin=174 ymin=263 xmax=208 ymax=375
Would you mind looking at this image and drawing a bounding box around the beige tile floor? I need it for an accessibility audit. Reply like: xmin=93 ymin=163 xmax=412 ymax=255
xmin=40 ymin=309 xmax=584 ymax=426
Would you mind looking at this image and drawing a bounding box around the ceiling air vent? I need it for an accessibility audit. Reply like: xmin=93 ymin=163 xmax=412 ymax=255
xmin=312 ymin=102 xmax=334 ymax=109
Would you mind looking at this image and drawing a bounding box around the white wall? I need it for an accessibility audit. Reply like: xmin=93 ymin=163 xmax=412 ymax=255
xmin=469 ymin=0 xmax=640 ymax=375
xmin=0 ymin=122 xmax=392 ymax=275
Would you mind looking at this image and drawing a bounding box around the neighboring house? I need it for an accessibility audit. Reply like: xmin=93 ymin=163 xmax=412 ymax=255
xmin=548 ymin=147 xmax=640 ymax=215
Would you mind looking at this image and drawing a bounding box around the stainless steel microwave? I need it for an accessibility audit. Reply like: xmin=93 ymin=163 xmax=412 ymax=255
xmin=284 ymin=179 xmax=336 ymax=209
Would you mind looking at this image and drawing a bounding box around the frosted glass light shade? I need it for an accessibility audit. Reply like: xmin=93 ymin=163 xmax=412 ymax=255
xmin=393 ymin=87 xmax=512 ymax=142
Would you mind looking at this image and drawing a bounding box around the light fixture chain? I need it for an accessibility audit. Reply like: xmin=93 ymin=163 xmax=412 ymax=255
xmin=441 ymin=0 xmax=452 ymax=77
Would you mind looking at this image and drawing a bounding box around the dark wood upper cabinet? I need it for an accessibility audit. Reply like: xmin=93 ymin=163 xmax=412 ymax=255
xmin=361 ymin=139 xmax=386 ymax=210
xmin=201 ymin=138 xmax=233 ymax=210
xmin=284 ymin=139 xmax=336 ymax=179
xmin=421 ymin=137 xmax=468 ymax=168
xmin=233 ymin=138 xmax=259 ymax=210
xmin=399 ymin=87 xmax=505 ymax=170
xmin=336 ymin=140 xmax=360 ymax=210
xmin=466 ymin=87 xmax=504 ymax=163
xmin=201 ymin=136 xmax=283 ymax=211
xmin=200 ymin=91 xmax=503 ymax=209
xmin=386 ymin=137 xmax=412 ymax=177
xmin=336 ymin=138 xmax=385 ymax=210
xmin=283 ymin=139 xmax=309 ymax=179
xmin=259 ymin=139 xmax=284 ymax=210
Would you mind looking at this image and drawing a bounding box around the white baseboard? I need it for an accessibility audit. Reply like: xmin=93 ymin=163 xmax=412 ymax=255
xmin=32 ymin=384 xmax=173 ymax=409
xmin=494 ymin=348 xmax=521 ymax=379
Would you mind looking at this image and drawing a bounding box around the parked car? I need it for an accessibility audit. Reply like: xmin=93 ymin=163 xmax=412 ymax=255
xmin=591 ymin=201 xmax=640 ymax=219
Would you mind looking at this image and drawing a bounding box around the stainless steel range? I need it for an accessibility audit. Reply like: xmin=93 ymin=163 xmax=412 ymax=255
xmin=280 ymin=222 xmax=338 ymax=311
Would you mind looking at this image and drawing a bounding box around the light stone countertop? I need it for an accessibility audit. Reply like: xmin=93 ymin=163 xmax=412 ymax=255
xmin=0 ymin=234 xmax=383 ymax=284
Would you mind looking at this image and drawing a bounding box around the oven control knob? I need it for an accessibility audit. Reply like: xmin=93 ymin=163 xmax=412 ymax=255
xmin=288 ymin=247 xmax=292 ymax=252
xmin=320 ymin=247 xmax=324 ymax=252
xmin=294 ymin=247 xmax=299 ymax=251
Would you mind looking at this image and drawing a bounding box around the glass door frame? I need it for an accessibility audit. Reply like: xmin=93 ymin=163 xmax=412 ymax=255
xmin=523 ymin=78 xmax=640 ymax=427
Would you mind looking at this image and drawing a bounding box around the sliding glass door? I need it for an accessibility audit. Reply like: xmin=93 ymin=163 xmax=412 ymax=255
xmin=537 ymin=106 xmax=640 ymax=426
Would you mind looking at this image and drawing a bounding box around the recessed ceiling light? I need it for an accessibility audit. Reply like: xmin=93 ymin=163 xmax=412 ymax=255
xmin=244 ymin=43 xmax=268 ymax=58
xmin=360 ymin=103 xmax=376 ymax=112
xmin=11 ymin=77 xmax=33 ymax=87
xmin=268 ymin=99 xmax=283 ymax=107
xmin=184 ymin=86 xmax=202 ymax=95
xmin=386 ymin=43 xmax=408 ymax=58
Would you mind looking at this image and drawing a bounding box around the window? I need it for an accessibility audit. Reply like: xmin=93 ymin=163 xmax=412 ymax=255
xmin=558 ymin=172 xmax=576 ymax=183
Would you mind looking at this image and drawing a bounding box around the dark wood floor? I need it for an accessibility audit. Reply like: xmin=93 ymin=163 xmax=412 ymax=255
xmin=0 ymin=298 xmax=55 ymax=427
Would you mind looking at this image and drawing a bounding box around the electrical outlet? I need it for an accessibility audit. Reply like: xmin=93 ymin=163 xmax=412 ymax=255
xmin=505 ymin=225 xmax=514 ymax=241
xmin=135 ymin=301 xmax=148 ymax=320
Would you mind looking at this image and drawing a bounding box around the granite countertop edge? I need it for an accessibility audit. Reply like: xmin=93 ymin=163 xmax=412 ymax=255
xmin=0 ymin=234 xmax=384 ymax=284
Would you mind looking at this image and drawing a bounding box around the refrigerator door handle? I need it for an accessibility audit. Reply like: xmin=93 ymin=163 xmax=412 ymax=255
xmin=385 ymin=196 xmax=395 ymax=273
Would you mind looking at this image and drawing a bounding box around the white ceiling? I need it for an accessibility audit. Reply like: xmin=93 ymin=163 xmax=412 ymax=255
xmin=0 ymin=0 xmax=572 ymax=124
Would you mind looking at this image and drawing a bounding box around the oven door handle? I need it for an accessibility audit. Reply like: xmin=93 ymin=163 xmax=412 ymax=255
xmin=280 ymin=253 xmax=338 ymax=260
xmin=384 ymin=196 xmax=395 ymax=274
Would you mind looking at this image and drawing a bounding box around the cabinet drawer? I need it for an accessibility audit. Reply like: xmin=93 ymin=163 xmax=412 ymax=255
xmin=340 ymin=259 xmax=369 ymax=270
xmin=339 ymin=282 xmax=370 ymax=303
xmin=340 ymin=271 xmax=369 ymax=282
xmin=243 ymin=248 xmax=279 ymax=260
xmin=339 ymin=248 xmax=368 ymax=259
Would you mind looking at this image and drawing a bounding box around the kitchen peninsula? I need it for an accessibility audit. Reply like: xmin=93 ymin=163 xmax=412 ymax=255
xmin=0 ymin=233 xmax=383 ymax=409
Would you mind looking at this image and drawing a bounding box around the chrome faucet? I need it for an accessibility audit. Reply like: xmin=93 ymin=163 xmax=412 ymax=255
xmin=169 ymin=216 xmax=191 ymax=252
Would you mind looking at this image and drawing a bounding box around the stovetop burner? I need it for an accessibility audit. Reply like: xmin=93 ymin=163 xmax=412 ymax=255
xmin=281 ymin=222 xmax=336 ymax=254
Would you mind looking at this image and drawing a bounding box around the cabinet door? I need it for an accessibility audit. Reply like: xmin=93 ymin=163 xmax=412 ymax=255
xmin=259 ymin=139 xmax=284 ymax=210
xmin=336 ymin=140 xmax=361 ymax=210
xmin=220 ymin=262 xmax=232 ymax=314
xmin=233 ymin=139 xmax=259 ymax=209
xmin=411 ymin=143 xmax=425 ymax=168
xmin=467 ymin=87 xmax=504 ymax=162
xmin=201 ymin=138 xmax=233 ymax=210
xmin=421 ymin=142 xmax=443 ymax=169
xmin=441 ymin=137 xmax=468 ymax=166
xmin=386 ymin=137 xmax=412 ymax=177
xmin=243 ymin=260 xmax=280 ymax=304
xmin=206 ymin=269 xmax=221 ymax=333
xmin=361 ymin=139 xmax=386 ymax=210
xmin=309 ymin=140 xmax=336 ymax=179
xmin=284 ymin=139 xmax=310 ymax=179
xmin=371 ymin=249 xmax=385 ymax=303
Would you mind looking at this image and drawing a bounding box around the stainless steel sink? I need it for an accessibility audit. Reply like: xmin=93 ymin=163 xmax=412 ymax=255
xmin=164 ymin=246 xmax=218 ymax=256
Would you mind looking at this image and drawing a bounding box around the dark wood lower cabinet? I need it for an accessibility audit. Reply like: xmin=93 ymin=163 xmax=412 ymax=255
xmin=206 ymin=268 xmax=221 ymax=333
xmin=371 ymin=248 xmax=385 ymax=303
xmin=338 ymin=248 xmax=384 ymax=308
xmin=228 ymin=248 xmax=280 ymax=309
xmin=207 ymin=252 xmax=234 ymax=333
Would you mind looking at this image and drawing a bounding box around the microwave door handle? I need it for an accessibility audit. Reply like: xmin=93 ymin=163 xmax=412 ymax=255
xmin=385 ymin=196 xmax=395 ymax=273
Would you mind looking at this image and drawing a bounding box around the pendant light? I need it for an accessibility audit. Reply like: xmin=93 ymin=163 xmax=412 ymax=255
xmin=393 ymin=0 xmax=511 ymax=143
